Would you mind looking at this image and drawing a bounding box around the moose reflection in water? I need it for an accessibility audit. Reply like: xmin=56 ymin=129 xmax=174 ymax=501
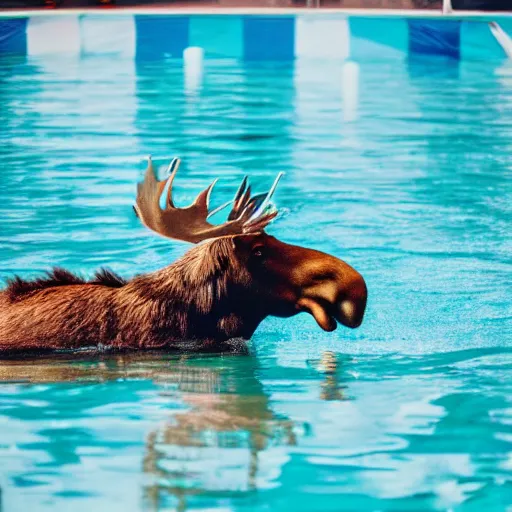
xmin=141 ymin=351 xmax=348 ymax=511
xmin=0 ymin=350 xmax=345 ymax=511
xmin=141 ymin=355 xmax=297 ymax=511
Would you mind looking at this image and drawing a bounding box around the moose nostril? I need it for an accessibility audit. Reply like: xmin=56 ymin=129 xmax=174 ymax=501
xmin=338 ymin=299 xmax=365 ymax=328
xmin=312 ymin=271 xmax=336 ymax=283
xmin=341 ymin=300 xmax=355 ymax=320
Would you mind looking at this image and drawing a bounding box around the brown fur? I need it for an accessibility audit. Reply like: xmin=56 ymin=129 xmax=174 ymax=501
xmin=0 ymin=234 xmax=367 ymax=356
xmin=0 ymin=238 xmax=258 ymax=355
xmin=5 ymin=268 xmax=127 ymax=303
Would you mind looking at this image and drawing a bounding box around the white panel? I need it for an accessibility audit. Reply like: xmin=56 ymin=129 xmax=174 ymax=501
xmin=27 ymin=15 xmax=81 ymax=56
xmin=295 ymin=16 xmax=350 ymax=61
xmin=80 ymin=15 xmax=136 ymax=58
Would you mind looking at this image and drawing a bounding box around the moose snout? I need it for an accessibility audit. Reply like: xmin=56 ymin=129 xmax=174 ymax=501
xmin=297 ymin=258 xmax=367 ymax=332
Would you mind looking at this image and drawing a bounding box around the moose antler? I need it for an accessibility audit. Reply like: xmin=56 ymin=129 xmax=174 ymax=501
xmin=134 ymin=157 xmax=283 ymax=244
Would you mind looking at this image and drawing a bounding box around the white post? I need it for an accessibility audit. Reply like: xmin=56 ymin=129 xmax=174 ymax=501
xmin=183 ymin=46 xmax=204 ymax=95
xmin=442 ymin=0 xmax=452 ymax=14
xmin=341 ymin=61 xmax=360 ymax=123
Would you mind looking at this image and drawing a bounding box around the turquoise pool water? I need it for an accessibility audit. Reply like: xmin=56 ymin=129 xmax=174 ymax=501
xmin=0 ymin=54 xmax=511 ymax=511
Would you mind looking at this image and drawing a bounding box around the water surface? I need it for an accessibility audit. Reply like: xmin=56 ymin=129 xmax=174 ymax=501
xmin=0 ymin=54 xmax=511 ymax=511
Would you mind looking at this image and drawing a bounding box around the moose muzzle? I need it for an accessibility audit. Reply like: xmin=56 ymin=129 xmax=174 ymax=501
xmin=296 ymin=257 xmax=367 ymax=332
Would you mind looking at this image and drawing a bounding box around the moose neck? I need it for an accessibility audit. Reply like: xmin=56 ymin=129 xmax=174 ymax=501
xmin=120 ymin=239 xmax=267 ymax=348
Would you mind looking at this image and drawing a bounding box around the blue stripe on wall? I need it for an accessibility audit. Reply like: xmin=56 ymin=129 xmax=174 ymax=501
xmin=135 ymin=15 xmax=189 ymax=61
xmin=408 ymin=19 xmax=461 ymax=60
xmin=243 ymin=16 xmax=295 ymax=61
xmin=349 ymin=17 xmax=408 ymax=60
xmin=461 ymin=20 xmax=512 ymax=61
xmin=0 ymin=18 xmax=27 ymax=55
xmin=460 ymin=21 xmax=505 ymax=61
xmin=189 ymin=15 xmax=243 ymax=59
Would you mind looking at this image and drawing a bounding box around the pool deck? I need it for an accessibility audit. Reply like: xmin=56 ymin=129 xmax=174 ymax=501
xmin=0 ymin=5 xmax=511 ymax=20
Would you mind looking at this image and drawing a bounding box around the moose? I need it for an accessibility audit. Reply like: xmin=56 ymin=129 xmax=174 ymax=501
xmin=0 ymin=158 xmax=367 ymax=354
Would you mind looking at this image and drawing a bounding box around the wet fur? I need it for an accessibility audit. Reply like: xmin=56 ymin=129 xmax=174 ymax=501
xmin=0 ymin=239 xmax=263 ymax=355
xmin=5 ymin=268 xmax=127 ymax=302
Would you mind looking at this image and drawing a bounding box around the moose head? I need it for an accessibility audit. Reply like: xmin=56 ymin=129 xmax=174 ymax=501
xmin=134 ymin=157 xmax=367 ymax=335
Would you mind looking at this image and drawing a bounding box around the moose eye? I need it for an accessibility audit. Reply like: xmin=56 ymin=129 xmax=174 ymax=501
xmin=251 ymin=246 xmax=265 ymax=258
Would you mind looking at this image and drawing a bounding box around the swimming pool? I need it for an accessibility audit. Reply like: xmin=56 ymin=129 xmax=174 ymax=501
xmin=0 ymin=11 xmax=512 ymax=512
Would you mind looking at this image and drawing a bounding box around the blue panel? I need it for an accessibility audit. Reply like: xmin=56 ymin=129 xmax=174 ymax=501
xmin=0 ymin=18 xmax=27 ymax=55
xmin=498 ymin=19 xmax=512 ymax=38
xmin=189 ymin=16 xmax=243 ymax=58
xmin=461 ymin=21 xmax=506 ymax=61
xmin=135 ymin=15 xmax=189 ymax=61
xmin=243 ymin=16 xmax=295 ymax=61
xmin=408 ymin=19 xmax=461 ymax=60
xmin=349 ymin=17 xmax=408 ymax=60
